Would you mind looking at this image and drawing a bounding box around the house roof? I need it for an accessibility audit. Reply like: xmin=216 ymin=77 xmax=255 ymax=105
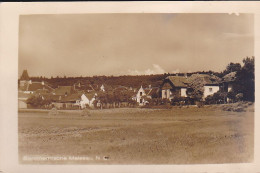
xmin=145 ymin=87 xmax=159 ymax=96
xmin=53 ymin=86 xmax=74 ymax=95
xmin=189 ymin=74 xmax=221 ymax=85
xmin=85 ymin=92 xmax=97 ymax=99
xmin=166 ymin=76 xmax=190 ymax=88
xmin=223 ymin=72 xmax=236 ymax=82
xmin=62 ymin=93 xmax=82 ymax=102
xmin=19 ymin=82 xmax=54 ymax=92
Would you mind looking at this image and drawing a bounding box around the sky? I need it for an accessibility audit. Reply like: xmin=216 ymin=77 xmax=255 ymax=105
xmin=19 ymin=13 xmax=254 ymax=77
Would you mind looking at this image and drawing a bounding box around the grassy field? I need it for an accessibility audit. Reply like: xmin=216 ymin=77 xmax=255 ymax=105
xmin=18 ymin=105 xmax=254 ymax=164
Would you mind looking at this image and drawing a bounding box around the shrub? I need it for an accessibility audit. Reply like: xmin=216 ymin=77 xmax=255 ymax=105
xmin=205 ymin=91 xmax=227 ymax=105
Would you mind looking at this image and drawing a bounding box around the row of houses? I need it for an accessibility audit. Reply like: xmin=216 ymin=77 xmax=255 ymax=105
xmin=135 ymin=72 xmax=236 ymax=105
xmin=18 ymin=70 xmax=236 ymax=109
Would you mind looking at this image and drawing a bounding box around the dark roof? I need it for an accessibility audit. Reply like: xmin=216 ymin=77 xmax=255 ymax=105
xmin=166 ymin=76 xmax=190 ymax=88
xmin=62 ymin=93 xmax=82 ymax=102
xmin=189 ymin=74 xmax=221 ymax=85
xmin=85 ymin=92 xmax=97 ymax=99
xmin=23 ymin=82 xmax=53 ymax=92
xmin=20 ymin=70 xmax=30 ymax=80
xmin=223 ymin=72 xmax=236 ymax=82
xmin=145 ymin=87 xmax=159 ymax=96
xmin=53 ymin=86 xmax=74 ymax=95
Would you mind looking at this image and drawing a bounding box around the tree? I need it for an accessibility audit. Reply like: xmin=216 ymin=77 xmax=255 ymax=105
xmin=233 ymin=57 xmax=255 ymax=102
xmin=222 ymin=62 xmax=241 ymax=76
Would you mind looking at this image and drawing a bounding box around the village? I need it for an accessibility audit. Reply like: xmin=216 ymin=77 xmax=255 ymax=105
xmin=15 ymin=12 xmax=255 ymax=165
xmin=18 ymin=68 xmax=238 ymax=110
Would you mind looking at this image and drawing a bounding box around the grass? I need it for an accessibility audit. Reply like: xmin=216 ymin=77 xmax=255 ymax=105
xmin=18 ymin=106 xmax=254 ymax=164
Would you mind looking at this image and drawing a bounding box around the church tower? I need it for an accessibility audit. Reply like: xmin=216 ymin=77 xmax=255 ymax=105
xmin=19 ymin=70 xmax=30 ymax=87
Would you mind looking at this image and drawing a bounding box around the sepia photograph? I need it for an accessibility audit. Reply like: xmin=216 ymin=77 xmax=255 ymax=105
xmin=17 ymin=13 xmax=255 ymax=165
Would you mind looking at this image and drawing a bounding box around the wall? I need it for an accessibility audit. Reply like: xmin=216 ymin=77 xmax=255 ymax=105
xmin=203 ymin=85 xmax=220 ymax=98
xmin=136 ymin=87 xmax=146 ymax=105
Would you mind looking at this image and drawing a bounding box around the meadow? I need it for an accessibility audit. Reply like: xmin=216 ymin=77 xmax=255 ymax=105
xmin=18 ymin=105 xmax=254 ymax=164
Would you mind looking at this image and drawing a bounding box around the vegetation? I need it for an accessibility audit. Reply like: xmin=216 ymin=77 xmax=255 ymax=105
xmin=26 ymin=95 xmax=52 ymax=108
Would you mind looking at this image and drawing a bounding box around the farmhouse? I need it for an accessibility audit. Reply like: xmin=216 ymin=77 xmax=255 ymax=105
xmin=222 ymin=72 xmax=236 ymax=92
xmin=161 ymin=76 xmax=190 ymax=100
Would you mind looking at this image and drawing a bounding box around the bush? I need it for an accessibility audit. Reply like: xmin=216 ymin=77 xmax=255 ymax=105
xmin=205 ymin=91 xmax=227 ymax=105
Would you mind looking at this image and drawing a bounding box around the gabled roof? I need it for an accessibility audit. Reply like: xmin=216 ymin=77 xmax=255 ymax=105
xmin=166 ymin=76 xmax=190 ymax=88
xmin=145 ymin=87 xmax=160 ymax=96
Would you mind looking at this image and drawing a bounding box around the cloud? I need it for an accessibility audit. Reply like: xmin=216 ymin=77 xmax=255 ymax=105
xmin=228 ymin=13 xmax=240 ymax=16
xmin=128 ymin=64 xmax=166 ymax=75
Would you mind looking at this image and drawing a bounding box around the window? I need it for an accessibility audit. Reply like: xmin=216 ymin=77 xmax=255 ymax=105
xmin=209 ymin=88 xmax=213 ymax=92
xmin=140 ymin=92 xmax=142 ymax=96
xmin=140 ymin=99 xmax=142 ymax=103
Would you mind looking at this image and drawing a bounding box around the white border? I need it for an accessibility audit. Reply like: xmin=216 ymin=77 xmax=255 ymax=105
xmin=0 ymin=2 xmax=259 ymax=173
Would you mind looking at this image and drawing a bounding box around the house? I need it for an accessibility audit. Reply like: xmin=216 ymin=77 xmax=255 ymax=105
xmin=135 ymin=86 xmax=160 ymax=105
xmin=161 ymin=76 xmax=190 ymax=100
xmin=19 ymin=70 xmax=54 ymax=94
xmin=222 ymin=72 xmax=236 ymax=92
xmin=161 ymin=74 xmax=221 ymax=101
xmin=135 ymin=86 xmax=146 ymax=105
xmin=100 ymin=84 xmax=105 ymax=92
xmin=22 ymin=81 xmax=54 ymax=94
xmin=188 ymin=74 xmax=221 ymax=99
xmin=51 ymin=92 xmax=97 ymax=109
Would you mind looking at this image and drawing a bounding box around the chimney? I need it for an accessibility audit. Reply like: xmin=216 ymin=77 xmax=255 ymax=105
xmin=41 ymin=81 xmax=45 ymax=85
xmin=29 ymin=80 xmax=32 ymax=84
xmin=184 ymin=73 xmax=187 ymax=78
xmin=176 ymin=73 xmax=179 ymax=76
xmin=149 ymin=84 xmax=152 ymax=89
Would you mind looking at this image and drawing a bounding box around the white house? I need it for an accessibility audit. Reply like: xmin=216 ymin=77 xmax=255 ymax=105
xmin=100 ymin=84 xmax=105 ymax=92
xmin=136 ymin=86 xmax=147 ymax=105
xmin=80 ymin=93 xmax=97 ymax=108
xmin=189 ymin=74 xmax=221 ymax=100
xmin=135 ymin=86 xmax=159 ymax=105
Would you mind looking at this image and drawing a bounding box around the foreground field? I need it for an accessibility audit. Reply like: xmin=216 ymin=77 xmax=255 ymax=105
xmin=18 ymin=106 xmax=254 ymax=164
